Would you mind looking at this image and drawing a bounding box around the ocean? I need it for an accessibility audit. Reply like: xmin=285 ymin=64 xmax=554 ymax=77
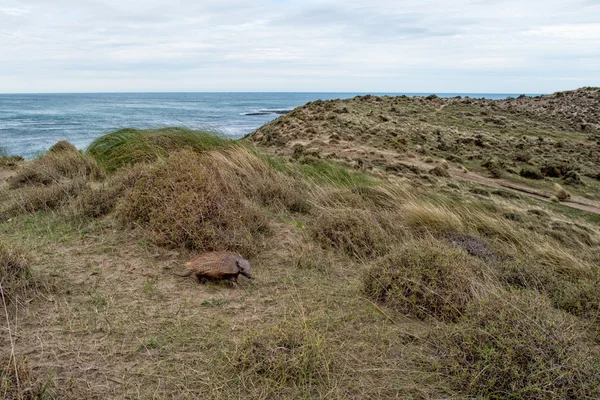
xmin=0 ymin=92 xmax=529 ymax=158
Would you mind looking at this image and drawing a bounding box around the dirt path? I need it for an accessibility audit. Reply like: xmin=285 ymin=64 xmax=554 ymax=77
xmin=407 ymin=158 xmax=600 ymax=215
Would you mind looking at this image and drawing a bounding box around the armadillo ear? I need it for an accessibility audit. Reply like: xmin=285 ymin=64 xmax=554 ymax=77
xmin=235 ymin=260 xmax=242 ymax=270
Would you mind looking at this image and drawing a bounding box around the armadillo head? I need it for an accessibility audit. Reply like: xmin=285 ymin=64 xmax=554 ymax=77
xmin=236 ymin=258 xmax=252 ymax=279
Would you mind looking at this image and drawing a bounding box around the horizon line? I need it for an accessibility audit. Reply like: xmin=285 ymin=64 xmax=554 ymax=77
xmin=0 ymin=90 xmax=546 ymax=96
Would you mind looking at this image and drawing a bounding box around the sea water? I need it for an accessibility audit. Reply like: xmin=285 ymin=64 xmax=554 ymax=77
xmin=0 ymin=92 xmax=529 ymax=158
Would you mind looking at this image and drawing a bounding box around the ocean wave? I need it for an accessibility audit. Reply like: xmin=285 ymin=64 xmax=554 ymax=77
xmin=241 ymin=108 xmax=293 ymax=116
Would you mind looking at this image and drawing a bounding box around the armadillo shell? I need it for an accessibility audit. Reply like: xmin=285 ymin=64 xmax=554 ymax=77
xmin=185 ymin=251 xmax=241 ymax=278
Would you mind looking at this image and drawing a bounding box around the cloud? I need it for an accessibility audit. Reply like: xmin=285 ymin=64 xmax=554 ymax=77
xmin=0 ymin=0 xmax=598 ymax=93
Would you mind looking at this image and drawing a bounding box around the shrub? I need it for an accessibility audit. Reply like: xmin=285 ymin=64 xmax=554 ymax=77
xmin=71 ymin=185 xmax=123 ymax=218
xmin=364 ymin=239 xmax=477 ymax=321
xmin=8 ymin=150 xmax=105 ymax=188
xmin=429 ymin=165 xmax=450 ymax=177
xmin=445 ymin=232 xmax=495 ymax=260
xmin=482 ymin=158 xmax=504 ymax=178
xmin=119 ymin=150 xmax=269 ymax=256
xmin=563 ymin=170 xmax=583 ymax=186
xmin=401 ymin=203 xmax=464 ymax=234
xmin=233 ymin=320 xmax=335 ymax=389
xmin=69 ymin=163 xmax=151 ymax=218
xmin=519 ymin=166 xmax=543 ymax=180
xmin=206 ymin=148 xmax=311 ymax=213
xmin=310 ymin=208 xmax=388 ymax=259
xmin=434 ymin=291 xmax=600 ymax=399
xmin=48 ymin=140 xmax=78 ymax=154
xmin=87 ymin=127 xmax=228 ymax=171
xmin=7 ymin=180 xmax=86 ymax=215
xmin=552 ymin=279 xmax=600 ymax=319
xmin=0 ymin=241 xmax=31 ymax=304
xmin=540 ymin=163 xmax=569 ymax=178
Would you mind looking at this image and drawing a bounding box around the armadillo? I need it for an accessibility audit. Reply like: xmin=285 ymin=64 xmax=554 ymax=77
xmin=173 ymin=251 xmax=253 ymax=283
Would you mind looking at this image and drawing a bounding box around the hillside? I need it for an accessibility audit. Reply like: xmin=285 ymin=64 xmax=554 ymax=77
xmin=251 ymin=87 xmax=600 ymax=208
xmin=1 ymin=94 xmax=600 ymax=399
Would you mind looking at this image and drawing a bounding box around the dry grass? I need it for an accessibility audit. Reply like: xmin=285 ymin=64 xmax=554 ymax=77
xmin=6 ymin=179 xmax=86 ymax=215
xmin=401 ymin=203 xmax=464 ymax=234
xmin=68 ymin=163 xmax=152 ymax=218
xmin=364 ymin=239 xmax=478 ymax=322
xmin=0 ymin=241 xmax=31 ymax=305
xmin=8 ymin=148 xmax=105 ymax=189
xmin=310 ymin=208 xmax=389 ymax=259
xmin=232 ymin=319 xmax=336 ymax=395
xmin=1 ymin=356 xmax=51 ymax=400
xmin=205 ymin=147 xmax=311 ymax=213
xmin=433 ymin=291 xmax=600 ymax=399
xmin=119 ymin=149 xmax=270 ymax=256
xmin=48 ymin=140 xmax=78 ymax=154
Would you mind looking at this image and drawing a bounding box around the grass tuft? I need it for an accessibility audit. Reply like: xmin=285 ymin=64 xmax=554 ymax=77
xmin=310 ymin=208 xmax=389 ymax=259
xmin=232 ymin=320 xmax=336 ymax=393
xmin=48 ymin=140 xmax=78 ymax=154
xmin=364 ymin=239 xmax=477 ymax=321
xmin=119 ymin=149 xmax=269 ymax=256
xmin=434 ymin=291 xmax=600 ymax=399
xmin=87 ymin=127 xmax=229 ymax=171
xmin=6 ymin=179 xmax=86 ymax=215
xmin=8 ymin=149 xmax=105 ymax=188
xmin=1 ymin=356 xmax=51 ymax=399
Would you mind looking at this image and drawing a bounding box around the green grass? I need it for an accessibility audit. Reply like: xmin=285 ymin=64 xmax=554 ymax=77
xmin=261 ymin=153 xmax=374 ymax=187
xmin=87 ymin=127 xmax=230 ymax=171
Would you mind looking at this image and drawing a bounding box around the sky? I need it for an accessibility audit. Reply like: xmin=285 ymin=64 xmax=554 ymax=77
xmin=0 ymin=0 xmax=599 ymax=93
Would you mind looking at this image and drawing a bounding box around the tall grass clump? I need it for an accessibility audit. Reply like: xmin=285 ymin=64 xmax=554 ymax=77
xmin=8 ymin=144 xmax=105 ymax=188
xmin=69 ymin=163 xmax=152 ymax=218
xmin=48 ymin=140 xmax=78 ymax=154
xmin=119 ymin=150 xmax=269 ymax=256
xmin=232 ymin=320 xmax=336 ymax=395
xmin=262 ymin=153 xmax=374 ymax=188
xmin=87 ymin=128 xmax=229 ymax=171
xmin=205 ymin=147 xmax=311 ymax=213
xmin=310 ymin=208 xmax=389 ymax=259
xmin=401 ymin=203 xmax=465 ymax=235
xmin=364 ymin=239 xmax=478 ymax=322
xmin=6 ymin=180 xmax=86 ymax=216
xmin=434 ymin=291 xmax=600 ymax=399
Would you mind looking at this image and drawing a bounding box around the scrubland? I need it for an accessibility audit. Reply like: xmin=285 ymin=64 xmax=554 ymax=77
xmin=1 ymin=91 xmax=599 ymax=399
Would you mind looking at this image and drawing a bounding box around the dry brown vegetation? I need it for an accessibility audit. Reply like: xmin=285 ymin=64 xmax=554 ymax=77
xmin=8 ymin=148 xmax=104 ymax=189
xmin=120 ymin=149 xmax=271 ymax=256
xmin=363 ymin=239 xmax=478 ymax=322
xmin=1 ymin=355 xmax=50 ymax=399
xmin=1 ymin=102 xmax=599 ymax=399
xmin=0 ymin=241 xmax=31 ymax=305
xmin=433 ymin=291 xmax=600 ymax=399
